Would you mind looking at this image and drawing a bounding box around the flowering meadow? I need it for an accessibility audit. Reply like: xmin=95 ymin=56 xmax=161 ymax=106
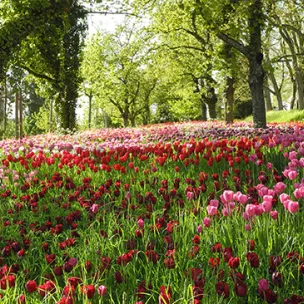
xmin=1 ymin=121 xmax=304 ymax=303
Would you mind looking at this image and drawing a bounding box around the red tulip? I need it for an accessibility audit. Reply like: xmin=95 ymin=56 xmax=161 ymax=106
xmin=114 ymin=270 xmax=124 ymax=283
xmin=216 ymin=281 xmax=229 ymax=299
xmin=246 ymin=252 xmax=260 ymax=268
xmin=234 ymin=282 xmax=247 ymax=297
xmin=228 ymin=256 xmax=240 ymax=269
xmin=25 ymin=280 xmax=37 ymax=293
xmin=81 ymin=284 xmax=95 ymax=299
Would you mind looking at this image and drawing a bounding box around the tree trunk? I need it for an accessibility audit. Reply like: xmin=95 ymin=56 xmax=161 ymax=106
xmin=225 ymin=76 xmax=234 ymax=123
xmin=286 ymin=59 xmax=297 ymax=110
xmin=49 ymin=99 xmax=53 ymax=132
xmin=280 ymin=29 xmax=304 ymax=109
xmin=121 ymin=109 xmax=129 ymax=127
xmin=295 ymin=72 xmax=304 ymax=109
xmin=201 ymin=101 xmax=207 ymax=121
xmin=248 ymin=0 xmax=266 ymax=128
xmin=264 ymin=76 xmax=273 ymax=111
xmin=19 ymin=90 xmax=23 ymax=139
xmin=290 ymin=80 xmax=297 ymax=109
xmin=88 ymin=91 xmax=92 ymax=129
xmin=248 ymin=55 xmax=266 ymax=128
xmin=4 ymin=77 xmax=7 ymax=134
xmin=205 ymin=87 xmax=217 ymax=119
xmin=130 ymin=116 xmax=136 ymax=127
xmin=15 ymin=93 xmax=19 ymax=139
xmin=268 ymin=66 xmax=283 ymax=110
xmin=216 ymin=0 xmax=266 ymax=128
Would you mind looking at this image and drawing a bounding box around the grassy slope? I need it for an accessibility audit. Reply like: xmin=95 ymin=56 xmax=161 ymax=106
xmin=243 ymin=110 xmax=304 ymax=123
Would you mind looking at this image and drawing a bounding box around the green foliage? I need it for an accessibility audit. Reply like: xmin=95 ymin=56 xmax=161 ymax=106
xmin=81 ymin=20 xmax=159 ymax=127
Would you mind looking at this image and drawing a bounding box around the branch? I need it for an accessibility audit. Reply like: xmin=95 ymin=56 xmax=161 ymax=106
xmin=280 ymin=24 xmax=304 ymax=40
xmin=18 ymin=64 xmax=57 ymax=84
xmin=217 ymin=32 xmax=248 ymax=57
xmin=85 ymin=10 xmax=139 ymax=17
xmin=161 ymin=43 xmax=204 ymax=53
xmin=264 ymin=86 xmax=275 ymax=95
xmin=109 ymin=97 xmax=123 ymax=112
xmin=130 ymin=81 xmax=140 ymax=104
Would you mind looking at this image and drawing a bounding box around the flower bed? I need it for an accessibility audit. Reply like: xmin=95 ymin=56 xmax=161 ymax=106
xmin=0 ymin=121 xmax=304 ymax=303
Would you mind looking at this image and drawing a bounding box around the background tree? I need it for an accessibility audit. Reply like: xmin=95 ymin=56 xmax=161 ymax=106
xmin=81 ymin=21 xmax=158 ymax=127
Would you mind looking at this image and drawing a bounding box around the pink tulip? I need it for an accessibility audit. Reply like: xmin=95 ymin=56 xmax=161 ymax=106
xmin=222 ymin=190 xmax=234 ymax=203
xmin=209 ymin=199 xmax=219 ymax=208
xmin=263 ymin=195 xmax=273 ymax=203
xmin=288 ymin=151 xmax=297 ymax=160
xmin=207 ymin=205 xmax=218 ymax=216
xmin=186 ymin=191 xmax=195 ymax=200
xmin=294 ymin=188 xmax=304 ymax=199
xmin=245 ymin=205 xmax=256 ymax=217
xmin=258 ymin=279 xmax=269 ymax=291
xmin=279 ymin=193 xmax=290 ymax=204
xmin=270 ymin=210 xmax=278 ymax=220
xmin=203 ymin=217 xmax=211 ymax=227
xmin=255 ymin=205 xmax=264 ymax=216
xmin=262 ymin=201 xmax=272 ymax=213
xmin=238 ymin=194 xmax=248 ymax=205
xmin=245 ymin=224 xmax=251 ymax=231
xmin=138 ymin=219 xmax=144 ymax=229
xmin=288 ymin=170 xmax=298 ymax=180
xmin=288 ymin=201 xmax=299 ymax=213
xmin=90 ymin=204 xmax=99 ymax=214
xmin=98 ymin=285 xmax=107 ymax=296
xmin=196 ymin=225 xmax=203 ymax=233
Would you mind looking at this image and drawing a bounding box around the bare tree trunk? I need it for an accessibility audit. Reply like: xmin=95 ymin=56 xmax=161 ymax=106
xmin=280 ymin=28 xmax=304 ymax=109
xmin=225 ymin=76 xmax=234 ymax=123
xmin=201 ymin=101 xmax=207 ymax=121
xmin=15 ymin=93 xmax=19 ymax=139
xmin=49 ymin=99 xmax=53 ymax=132
xmin=295 ymin=72 xmax=304 ymax=109
xmin=205 ymin=87 xmax=217 ymax=119
xmin=88 ymin=91 xmax=92 ymax=129
xmin=264 ymin=76 xmax=273 ymax=111
xmin=19 ymin=90 xmax=23 ymax=139
xmin=130 ymin=116 xmax=136 ymax=127
xmin=4 ymin=77 xmax=7 ymax=133
xmin=268 ymin=65 xmax=283 ymax=110
xmin=290 ymin=81 xmax=297 ymax=109
xmin=122 ymin=110 xmax=129 ymax=127
xmin=248 ymin=0 xmax=266 ymax=128
xmin=286 ymin=59 xmax=297 ymax=109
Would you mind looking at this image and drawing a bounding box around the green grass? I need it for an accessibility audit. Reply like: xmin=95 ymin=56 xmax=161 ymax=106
xmin=243 ymin=109 xmax=304 ymax=123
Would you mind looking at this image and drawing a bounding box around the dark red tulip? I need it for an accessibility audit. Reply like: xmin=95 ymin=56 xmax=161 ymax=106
xmin=216 ymin=281 xmax=229 ymax=299
xmin=234 ymin=282 xmax=247 ymax=297
xmin=81 ymin=284 xmax=95 ymax=299
xmin=114 ymin=270 xmax=124 ymax=283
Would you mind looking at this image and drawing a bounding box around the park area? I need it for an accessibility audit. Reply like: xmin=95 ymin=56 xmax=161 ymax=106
xmin=0 ymin=121 xmax=304 ymax=303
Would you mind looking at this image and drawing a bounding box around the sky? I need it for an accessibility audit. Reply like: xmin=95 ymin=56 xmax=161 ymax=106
xmin=87 ymin=13 xmax=126 ymax=36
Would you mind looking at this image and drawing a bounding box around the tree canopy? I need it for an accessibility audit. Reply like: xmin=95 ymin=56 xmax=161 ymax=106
xmin=1 ymin=0 xmax=304 ymax=134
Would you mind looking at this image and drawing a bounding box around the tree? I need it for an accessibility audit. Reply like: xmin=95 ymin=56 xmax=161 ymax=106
xmin=81 ymin=21 xmax=158 ymax=127
xmin=128 ymin=0 xmax=268 ymax=128
xmin=269 ymin=0 xmax=304 ymax=109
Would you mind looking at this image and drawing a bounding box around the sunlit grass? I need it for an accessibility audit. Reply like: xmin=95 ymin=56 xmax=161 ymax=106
xmin=243 ymin=109 xmax=304 ymax=123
